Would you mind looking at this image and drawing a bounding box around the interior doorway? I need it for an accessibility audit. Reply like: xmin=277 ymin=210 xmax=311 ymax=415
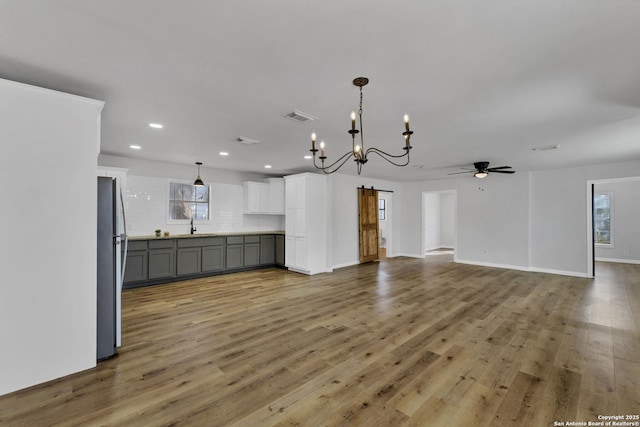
xmin=586 ymin=177 xmax=640 ymax=277
xmin=422 ymin=190 xmax=457 ymax=259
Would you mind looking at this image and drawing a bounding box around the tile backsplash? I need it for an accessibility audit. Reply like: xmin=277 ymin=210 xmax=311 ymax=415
xmin=124 ymin=175 xmax=283 ymax=236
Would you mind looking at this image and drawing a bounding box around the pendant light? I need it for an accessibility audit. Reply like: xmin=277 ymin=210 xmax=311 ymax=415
xmin=194 ymin=162 xmax=204 ymax=186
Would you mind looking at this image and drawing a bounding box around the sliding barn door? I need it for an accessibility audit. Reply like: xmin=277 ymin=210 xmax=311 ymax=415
xmin=358 ymin=187 xmax=379 ymax=263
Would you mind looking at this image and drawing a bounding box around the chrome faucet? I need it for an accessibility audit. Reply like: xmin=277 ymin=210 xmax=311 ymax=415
xmin=190 ymin=217 xmax=196 ymax=234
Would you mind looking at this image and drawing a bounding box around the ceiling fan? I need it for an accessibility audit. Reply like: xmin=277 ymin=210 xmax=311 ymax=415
xmin=448 ymin=161 xmax=516 ymax=179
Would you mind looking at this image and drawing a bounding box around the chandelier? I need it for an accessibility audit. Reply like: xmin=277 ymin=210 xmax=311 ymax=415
xmin=309 ymin=77 xmax=413 ymax=175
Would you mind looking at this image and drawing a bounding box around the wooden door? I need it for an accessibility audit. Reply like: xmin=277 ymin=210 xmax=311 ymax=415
xmin=358 ymin=187 xmax=379 ymax=263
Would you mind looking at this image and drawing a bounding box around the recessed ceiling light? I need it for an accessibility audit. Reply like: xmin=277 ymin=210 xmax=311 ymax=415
xmin=219 ymin=152 xmax=229 ymax=156
xmin=304 ymin=155 xmax=312 ymax=160
xmin=149 ymin=123 xmax=163 ymax=129
xmin=264 ymin=165 xmax=272 ymax=169
xmin=129 ymin=145 xmax=142 ymax=150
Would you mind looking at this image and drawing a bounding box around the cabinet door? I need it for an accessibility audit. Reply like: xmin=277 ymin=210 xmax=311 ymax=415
xmin=294 ymin=208 xmax=306 ymax=236
xmin=275 ymin=235 xmax=285 ymax=266
xmin=123 ymin=250 xmax=148 ymax=283
xmin=176 ymin=247 xmax=201 ymax=276
xmin=295 ymin=237 xmax=307 ymax=270
xmin=148 ymin=249 xmax=175 ymax=279
xmin=244 ymin=243 xmax=260 ymax=267
xmin=202 ymin=246 xmax=224 ymax=272
xmin=260 ymin=235 xmax=275 ymax=265
xmin=226 ymin=245 xmax=243 ymax=269
xmin=258 ymin=184 xmax=269 ymax=213
xmin=285 ymin=236 xmax=295 ymax=267
xmin=244 ymin=182 xmax=269 ymax=213
xmin=268 ymin=178 xmax=284 ymax=214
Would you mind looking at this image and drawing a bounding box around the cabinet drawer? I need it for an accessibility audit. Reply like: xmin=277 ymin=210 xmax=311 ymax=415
xmin=127 ymin=240 xmax=147 ymax=251
xmin=148 ymin=239 xmax=174 ymax=249
xmin=226 ymin=236 xmax=244 ymax=245
xmin=244 ymin=235 xmax=260 ymax=244
xmin=178 ymin=237 xmax=223 ymax=248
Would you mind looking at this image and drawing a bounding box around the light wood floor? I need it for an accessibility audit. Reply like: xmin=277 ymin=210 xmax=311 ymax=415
xmin=1 ymin=256 xmax=639 ymax=426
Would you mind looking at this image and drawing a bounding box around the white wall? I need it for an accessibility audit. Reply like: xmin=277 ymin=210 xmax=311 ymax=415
xmin=0 ymin=79 xmax=103 ymax=396
xmin=530 ymin=161 xmax=640 ymax=276
xmin=594 ymin=180 xmax=640 ymax=263
xmin=401 ymin=173 xmax=530 ymax=269
xmin=328 ymin=173 xmax=402 ymax=269
xmin=99 ymin=155 xmax=284 ymax=236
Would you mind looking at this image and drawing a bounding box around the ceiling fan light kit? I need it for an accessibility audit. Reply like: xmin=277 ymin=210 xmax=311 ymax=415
xmin=309 ymin=77 xmax=413 ymax=175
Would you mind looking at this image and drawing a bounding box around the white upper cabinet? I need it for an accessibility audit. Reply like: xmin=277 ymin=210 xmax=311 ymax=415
xmin=243 ymin=178 xmax=284 ymax=215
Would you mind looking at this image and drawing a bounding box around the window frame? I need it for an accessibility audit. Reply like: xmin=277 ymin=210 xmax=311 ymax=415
xmin=167 ymin=181 xmax=211 ymax=223
xmin=378 ymin=198 xmax=387 ymax=221
xmin=594 ymin=192 xmax=613 ymax=247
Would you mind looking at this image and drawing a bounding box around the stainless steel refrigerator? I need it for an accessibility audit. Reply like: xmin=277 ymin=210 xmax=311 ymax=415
xmin=97 ymin=176 xmax=127 ymax=360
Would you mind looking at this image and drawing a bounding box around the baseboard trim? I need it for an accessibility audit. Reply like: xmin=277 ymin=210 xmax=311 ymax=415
xmin=395 ymin=253 xmax=424 ymax=259
xmin=528 ymin=267 xmax=589 ymax=278
xmin=332 ymin=261 xmax=359 ymax=270
xmin=456 ymin=259 xmax=588 ymax=278
xmin=456 ymin=259 xmax=530 ymax=273
xmin=595 ymin=257 xmax=640 ymax=265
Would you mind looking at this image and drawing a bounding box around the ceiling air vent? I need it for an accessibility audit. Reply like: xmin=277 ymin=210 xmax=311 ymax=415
xmin=284 ymin=109 xmax=317 ymax=124
xmin=531 ymin=144 xmax=559 ymax=152
xmin=235 ymin=136 xmax=260 ymax=145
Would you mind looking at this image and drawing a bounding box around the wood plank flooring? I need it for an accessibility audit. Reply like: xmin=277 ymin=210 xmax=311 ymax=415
xmin=1 ymin=256 xmax=639 ymax=426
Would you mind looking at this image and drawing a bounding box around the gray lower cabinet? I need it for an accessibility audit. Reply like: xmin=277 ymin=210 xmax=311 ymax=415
xmin=176 ymin=247 xmax=201 ymax=276
xmin=244 ymin=235 xmax=260 ymax=267
xmin=202 ymin=245 xmax=224 ymax=272
xmin=275 ymin=235 xmax=285 ymax=266
xmin=260 ymin=235 xmax=275 ymax=265
xmin=226 ymin=244 xmax=243 ymax=269
xmin=148 ymin=239 xmax=175 ymax=279
xmin=177 ymin=237 xmax=224 ymax=276
xmin=124 ymin=234 xmax=283 ymax=287
xmin=123 ymin=250 xmax=148 ymax=282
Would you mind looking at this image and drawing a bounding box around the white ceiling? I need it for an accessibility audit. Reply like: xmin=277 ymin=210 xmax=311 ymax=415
xmin=2 ymin=0 xmax=640 ymax=182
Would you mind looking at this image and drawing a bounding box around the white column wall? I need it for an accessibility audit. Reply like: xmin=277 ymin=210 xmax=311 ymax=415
xmin=0 ymin=79 xmax=103 ymax=396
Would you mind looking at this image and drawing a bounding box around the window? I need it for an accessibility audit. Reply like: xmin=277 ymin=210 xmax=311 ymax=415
xmin=169 ymin=182 xmax=210 ymax=221
xmin=378 ymin=198 xmax=386 ymax=221
xmin=594 ymin=192 xmax=612 ymax=245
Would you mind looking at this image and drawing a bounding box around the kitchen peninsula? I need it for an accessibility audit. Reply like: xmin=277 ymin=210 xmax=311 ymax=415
xmin=123 ymin=232 xmax=285 ymax=288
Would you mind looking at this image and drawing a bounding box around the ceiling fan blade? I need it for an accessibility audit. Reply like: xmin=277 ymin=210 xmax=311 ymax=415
xmin=490 ymin=170 xmax=516 ymax=174
xmin=487 ymin=166 xmax=512 ymax=171
xmin=447 ymin=171 xmax=475 ymax=175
